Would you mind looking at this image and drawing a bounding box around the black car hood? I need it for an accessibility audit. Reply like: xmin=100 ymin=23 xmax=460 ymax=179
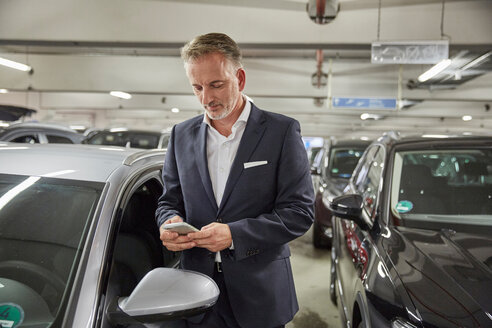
xmin=384 ymin=226 xmax=492 ymax=327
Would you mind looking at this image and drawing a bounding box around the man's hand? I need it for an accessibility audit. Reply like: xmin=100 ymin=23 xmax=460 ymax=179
xmin=188 ymin=222 xmax=232 ymax=252
xmin=159 ymin=216 xmax=196 ymax=251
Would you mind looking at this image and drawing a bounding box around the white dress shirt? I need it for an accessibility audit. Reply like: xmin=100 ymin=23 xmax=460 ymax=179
xmin=203 ymin=97 xmax=251 ymax=262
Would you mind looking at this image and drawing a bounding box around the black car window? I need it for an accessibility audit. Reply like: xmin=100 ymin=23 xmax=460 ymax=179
xmin=326 ymin=147 xmax=365 ymax=179
xmin=46 ymin=134 xmax=74 ymax=144
xmin=391 ymin=148 xmax=492 ymax=230
xmin=356 ymin=146 xmax=384 ymax=219
xmin=11 ymin=134 xmax=39 ymax=144
xmin=353 ymin=146 xmax=378 ymax=190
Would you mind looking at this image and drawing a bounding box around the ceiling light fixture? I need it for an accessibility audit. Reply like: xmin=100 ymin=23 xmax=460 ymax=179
xmin=0 ymin=89 xmax=8 ymax=94
xmin=462 ymin=115 xmax=472 ymax=121
xmin=171 ymin=107 xmax=180 ymax=113
xmin=360 ymin=136 xmax=369 ymax=141
xmin=0 ymin=57 xmax=32 ymax=72
xmin=422 ymin=134 xmax=449 ymax=138
xmin=360 ymin=113 xmax=383 ymax=120
xmin=109 ymin=91 xmax=132 ymax=100
xmin=417 ymin=59 xmax=452 ymax=82
xmin=461 ymin=51 xmax=492 ymax=71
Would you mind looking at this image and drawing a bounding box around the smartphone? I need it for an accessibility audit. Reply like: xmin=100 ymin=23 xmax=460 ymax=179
xmin=162 ymin=222 xmax=199 ymax=235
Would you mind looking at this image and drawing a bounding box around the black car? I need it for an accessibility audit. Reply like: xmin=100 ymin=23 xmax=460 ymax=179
xmin=83 ymin=128 xmax=170 ymax=149
xmin=0 ymin=122 xmax=84 ymax=144
xmin=329 ymin=132 xmax=492 ymax=328
xmin=311 ymin=139 xmax=370 ymax=248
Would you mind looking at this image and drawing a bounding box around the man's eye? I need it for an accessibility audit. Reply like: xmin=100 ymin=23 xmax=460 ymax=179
xmin=211 ymin=83 xmax=223 ymax=88
xmin=193 ymin=86 xmax=202 ymax=91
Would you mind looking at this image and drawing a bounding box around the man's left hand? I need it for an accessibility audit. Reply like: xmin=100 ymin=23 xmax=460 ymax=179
xmin=188 ymin=222 xmax=232 ymax=252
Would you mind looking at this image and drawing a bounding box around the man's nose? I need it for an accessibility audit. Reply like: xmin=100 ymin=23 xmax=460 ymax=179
xmin=201 ymin=87 xmax=214 ymax=105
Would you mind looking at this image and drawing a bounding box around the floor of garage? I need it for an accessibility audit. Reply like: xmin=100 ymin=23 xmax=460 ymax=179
xmin=286 ymin=227 xmax=341 ymax=328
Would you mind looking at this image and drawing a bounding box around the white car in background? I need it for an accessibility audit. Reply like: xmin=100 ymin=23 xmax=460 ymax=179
xmin=0 ymin=143 xmax=218 ymax=328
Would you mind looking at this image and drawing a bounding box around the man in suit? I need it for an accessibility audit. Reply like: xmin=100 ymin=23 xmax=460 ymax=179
xmin=156 ymin=32 xmax=314 ymax=328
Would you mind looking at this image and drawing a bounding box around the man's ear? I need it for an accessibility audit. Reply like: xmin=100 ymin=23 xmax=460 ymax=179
xmin=236 ymin=68 xmax=246 ymax=92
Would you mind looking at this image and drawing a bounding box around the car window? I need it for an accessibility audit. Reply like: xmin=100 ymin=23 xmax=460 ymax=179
xmin=0 ymin=174 xmax=104 ymax=327
xmin=85 ymin=131 xmax=161 ymax=149
xmin=10 ymin=134 xmax=39 ymax=143
xmin=101 ymin=176 xmax=179 ymax=328
xmin=352 ymin=146 xmax=378 ymax=189
xmin=46 ymin=134 xmax=74 ymax=144
xmin=325 ymin=147 xmax=365 ymax=179
xmin=391 ymin=148 xmax=492 ymax=230
xmin=355 ymin=146 xmax=384 ymax=219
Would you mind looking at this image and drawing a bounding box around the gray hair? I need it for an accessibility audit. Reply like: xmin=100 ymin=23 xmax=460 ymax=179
xmin=181 ymin=33 xmax=242 ymax=69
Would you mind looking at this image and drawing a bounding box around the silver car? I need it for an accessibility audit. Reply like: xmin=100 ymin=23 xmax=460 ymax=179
xmin=0 ymin=143 xmax=218 ymax=328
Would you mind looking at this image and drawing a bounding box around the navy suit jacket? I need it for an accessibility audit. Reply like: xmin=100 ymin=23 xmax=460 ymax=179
xmin=156 ymin=103 xmax=314 ymax=328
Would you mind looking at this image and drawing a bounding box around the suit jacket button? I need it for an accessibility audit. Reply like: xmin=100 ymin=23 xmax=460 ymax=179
xmin=217 ymin=218 xmax=223 ymax=223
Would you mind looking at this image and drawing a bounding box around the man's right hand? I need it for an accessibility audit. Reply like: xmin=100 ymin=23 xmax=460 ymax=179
xmin=159 ymin=216 xmax=196 ymax=251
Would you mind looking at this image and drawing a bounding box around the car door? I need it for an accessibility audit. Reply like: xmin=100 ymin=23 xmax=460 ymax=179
xmin=336 ymin=145 xmax=385 ymax=317
xmin=98 ymin=168 xmax=180 ymax=328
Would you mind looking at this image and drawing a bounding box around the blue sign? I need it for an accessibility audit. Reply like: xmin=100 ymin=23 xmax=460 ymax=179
xmin=333 ymin=97 xmax=397 ymax=110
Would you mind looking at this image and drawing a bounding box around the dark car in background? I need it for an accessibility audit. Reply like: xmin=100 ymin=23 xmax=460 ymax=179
xmin=329 ymin=132 xmax=492 ymax=328
xmin=83 ymin=128 xmax=170 ymax=149
xmin=311 ymin=139 xmax=370 ymax=248
xmin=0 ymin=122 xmax=84 ymax=144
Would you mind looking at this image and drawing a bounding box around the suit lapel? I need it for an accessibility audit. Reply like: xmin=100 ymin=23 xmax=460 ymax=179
xmin=193 ymin=121 xmax=218 ymax=211
xmin=218 ymin=105 xmax=266 ymax=212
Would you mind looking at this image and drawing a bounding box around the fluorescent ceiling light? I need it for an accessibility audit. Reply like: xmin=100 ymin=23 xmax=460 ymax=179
xmin=360 ymin=113 xmax=383 ymax=120
xmin=463 ymin=132 xmax=473 ymax=136
xmin=422 ymin=134 xmax=449 ymax=138
xmin=418 ymin=59 xmax=452 ymax=82
xmin=109 ymin=127 xmax=128 ymax=132
xmin=0 ymin=57 xmax=32 ymax=72
xmin=462 ymin=115 xmax=472 ymax=121
xmin=360 ymin=136 xmax=369 ymax=141
xmin=461 ymin=51 xmax=491 ymax=71
xmin=0 ymin=89 xmax=8 ymax=93
xmin=171 ymin=107 xmax=180 ymax=113
xmin=110 ymin=91 xmax=132 ymax=99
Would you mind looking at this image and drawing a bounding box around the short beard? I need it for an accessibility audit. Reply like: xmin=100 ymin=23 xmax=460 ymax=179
xmin=206 ymin=106 xmax=233 ymax=121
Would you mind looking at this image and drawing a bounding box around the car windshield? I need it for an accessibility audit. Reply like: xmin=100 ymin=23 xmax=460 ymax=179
xmin=391 ymin=148 xmax=492 ymax=231
xmin=327 ymin=147 xmax=365 ymax=178
xmin=0 ymin=174 xmax=104 ymax=327
xmin=84 ymin=131 xmax=161 ymax=149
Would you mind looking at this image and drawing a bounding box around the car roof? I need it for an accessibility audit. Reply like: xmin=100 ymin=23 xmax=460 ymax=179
xmin=2 ymin=121 xmax=79 ymax=133
xmin=377 ymin=132 xmax=492 ymax=148
xmin=0 ymin=143 xmax=165 ymax=182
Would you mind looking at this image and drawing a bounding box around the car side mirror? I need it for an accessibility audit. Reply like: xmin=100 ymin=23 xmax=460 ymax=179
xmin=107 ymin=268 xmax=219 ymax=325
xmin=329 ymin=194 xmax=369 ymax=230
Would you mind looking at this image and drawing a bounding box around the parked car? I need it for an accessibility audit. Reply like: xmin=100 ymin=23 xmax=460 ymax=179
xmin=83 ymin=128 xmax=170 ymax=149
xmin=329 ymin=132 xmax=492 ymax=328
xmin=311 ymin=139 xmax=370 ymax=248
xmin=0 ymin=143 xmax=218 ymax=327
xmin=0 ymin=122 xmax=84 ymax=144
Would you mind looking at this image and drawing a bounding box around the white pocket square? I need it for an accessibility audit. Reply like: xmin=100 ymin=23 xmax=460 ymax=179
xmin=244 ymin=160 xmax=268 ymax=169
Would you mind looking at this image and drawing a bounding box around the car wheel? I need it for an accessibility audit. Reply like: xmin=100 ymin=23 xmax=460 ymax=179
xmin=313 ymin=221 xmax=331 ymax=248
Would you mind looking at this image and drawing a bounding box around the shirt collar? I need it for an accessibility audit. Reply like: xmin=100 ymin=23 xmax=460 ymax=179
xmin=203 ymin=95 xmax=251 ymax=128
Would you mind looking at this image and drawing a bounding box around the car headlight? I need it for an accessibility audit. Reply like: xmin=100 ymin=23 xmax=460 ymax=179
xmin=391 ymin=318 xmax=418 ymax=328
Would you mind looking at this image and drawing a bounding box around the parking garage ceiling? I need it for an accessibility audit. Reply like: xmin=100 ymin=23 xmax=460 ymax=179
xmin=0 ymin=0 xmax=491 ymax=139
